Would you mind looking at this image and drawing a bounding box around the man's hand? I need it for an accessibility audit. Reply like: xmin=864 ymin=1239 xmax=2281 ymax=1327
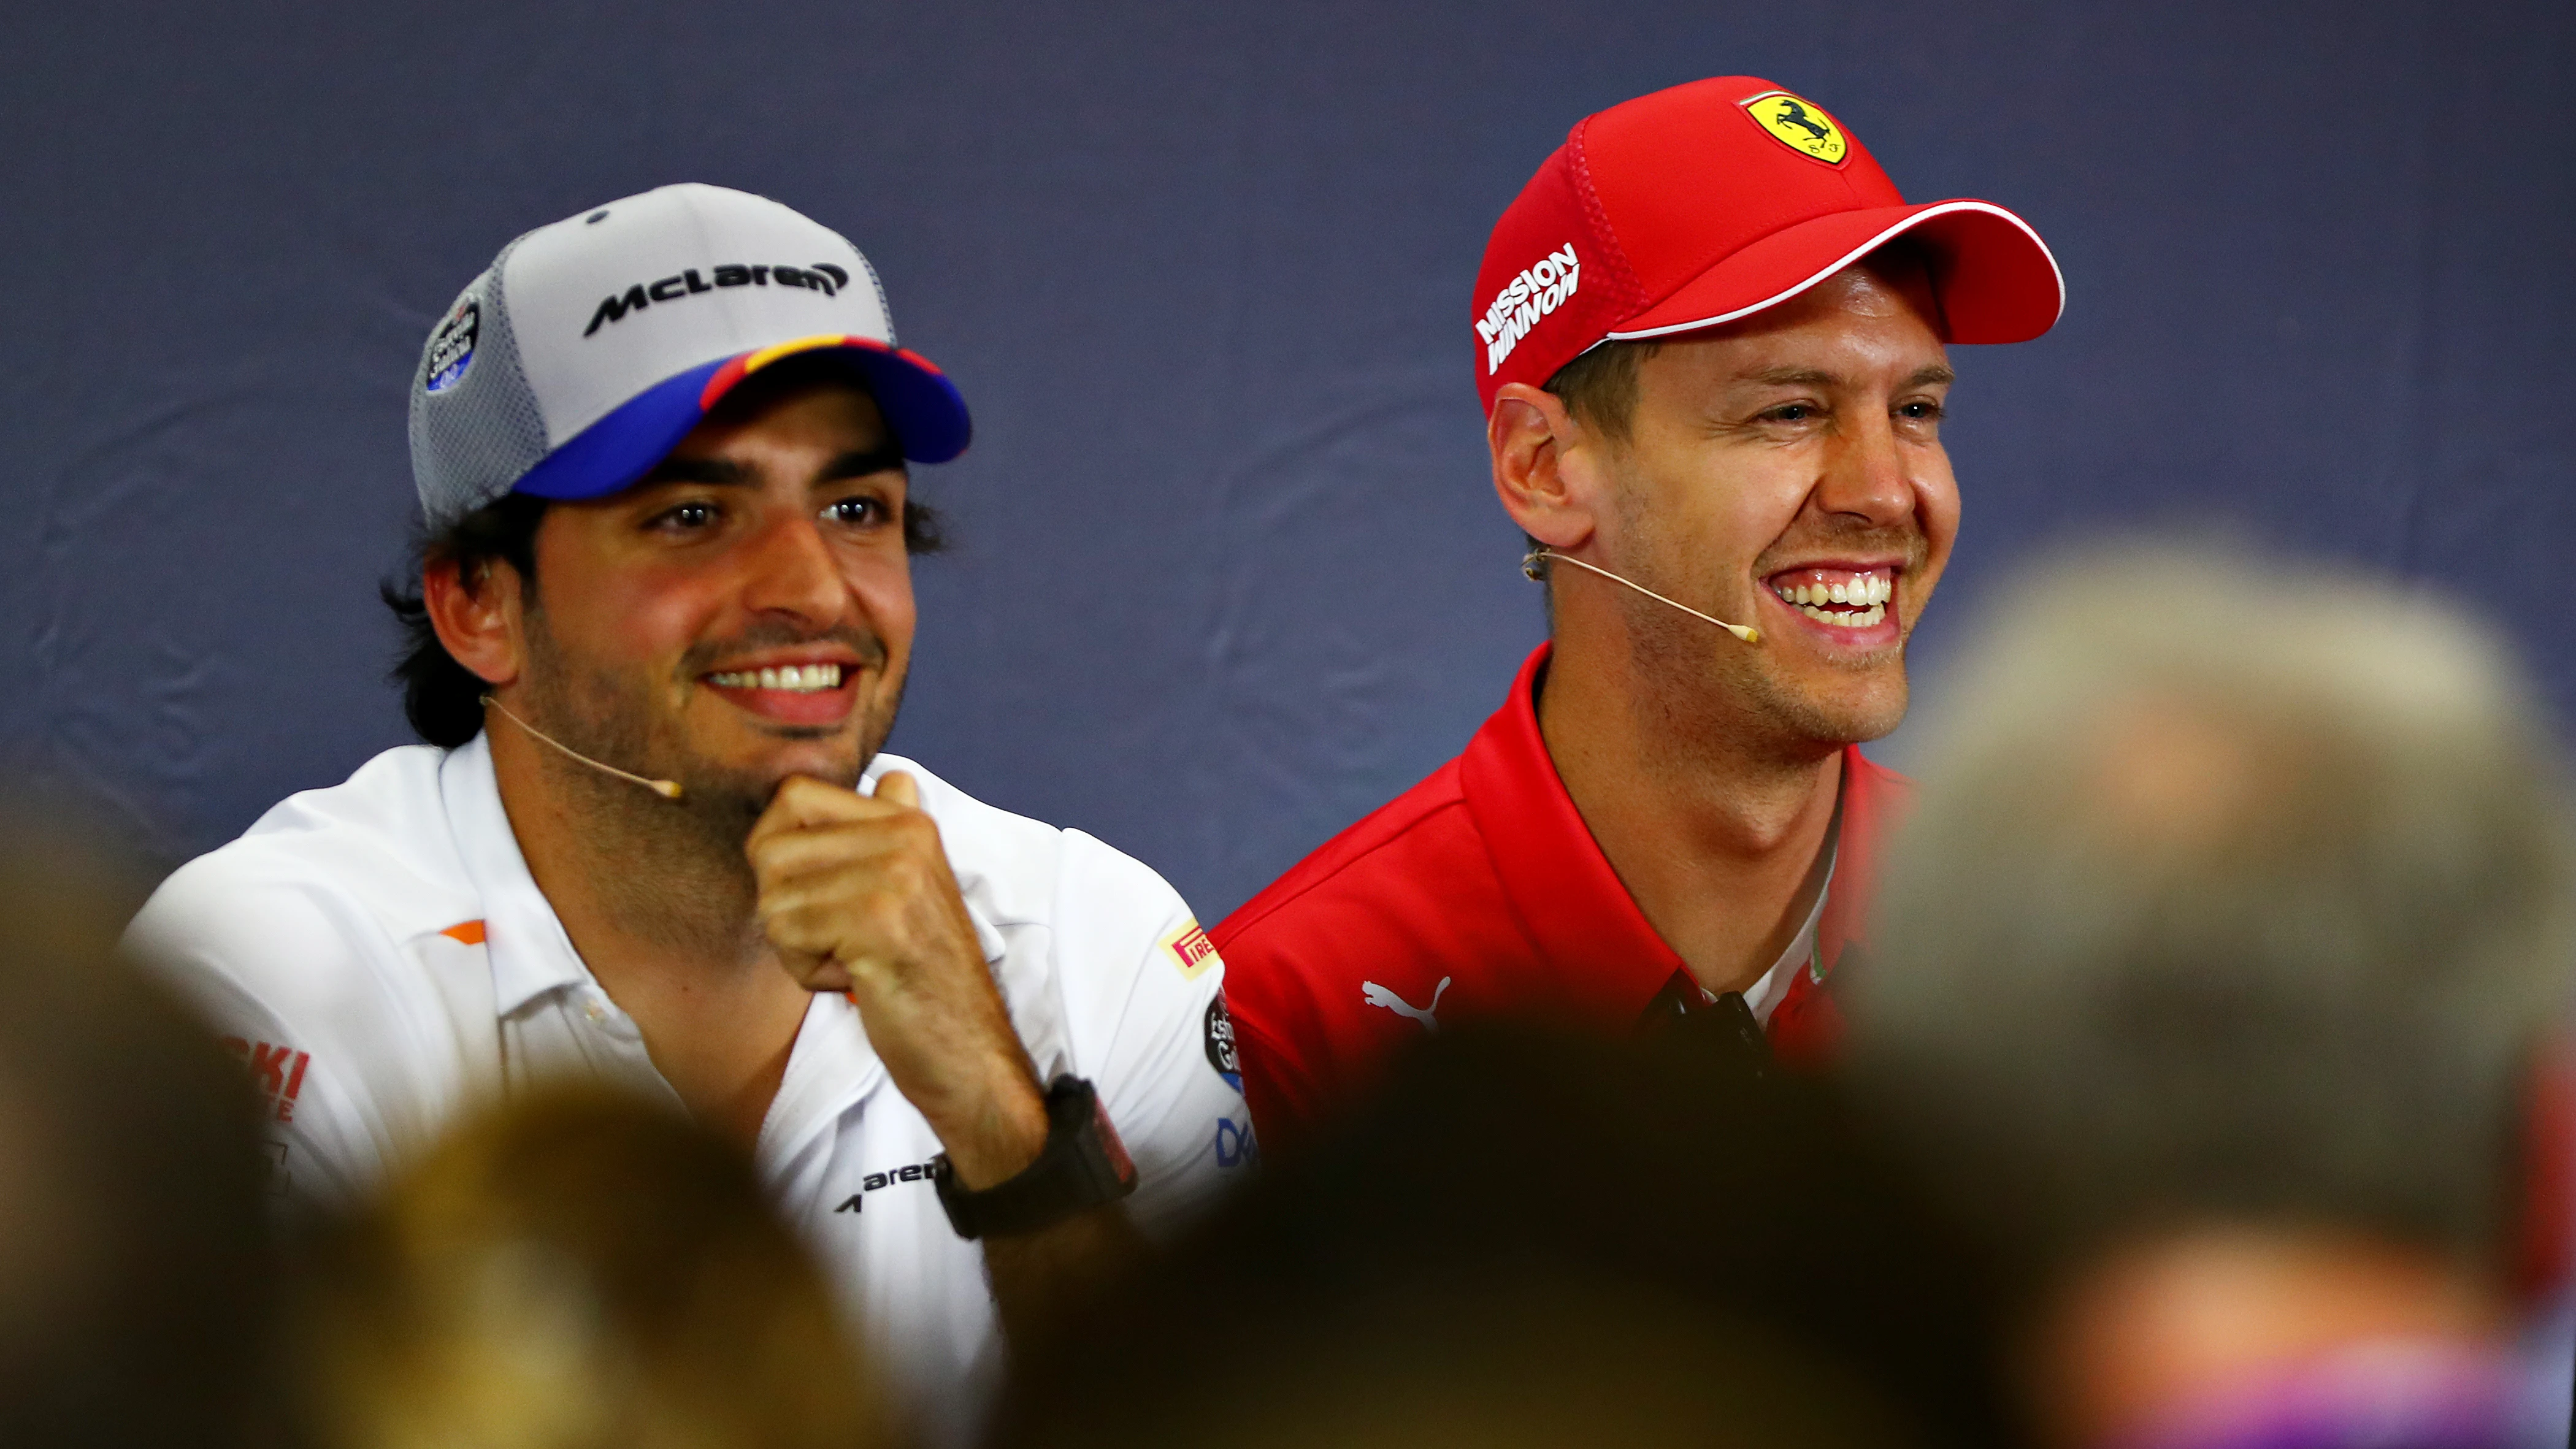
xmin=748 ymin=771 xmax=1146 ymax=1347
xmin=746 ymin=772 xmax=1047 ymax=1188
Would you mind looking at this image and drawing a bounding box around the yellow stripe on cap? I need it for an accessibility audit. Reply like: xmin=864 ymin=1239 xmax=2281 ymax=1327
xmin=740 ymin=333 xmax=867 ymax=375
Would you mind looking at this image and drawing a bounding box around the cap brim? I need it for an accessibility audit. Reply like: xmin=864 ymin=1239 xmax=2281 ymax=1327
xmin=1608 ymin=199 xmax=2064 ymax=346
xmin=514 ymin=335 xmax=972 ymax=503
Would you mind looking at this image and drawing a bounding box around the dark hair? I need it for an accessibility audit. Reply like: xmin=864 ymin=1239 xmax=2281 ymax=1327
xmin=998 ymin=1025 xmax=2017 ymax=1449
xmin=1541 ymin=338 xmax=1663 ymax=446
xmin=1539 ymin=235 xmax=1942 ymax=447
xmin=0 ymin=827 xmax=278 ymax=1448
xmin=1519 ymin=342 xmax=1661 ymax=589
xmin=383 ymin=492 xmax=946 ymax=748
xmin=294 ymin=1084 xmax=882 ymax=1448
xmin=1521 ymin=237 xmax=1942 ymax=584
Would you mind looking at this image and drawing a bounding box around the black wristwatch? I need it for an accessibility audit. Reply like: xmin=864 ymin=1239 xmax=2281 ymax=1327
xmin=933 ymin=1075 xmax=1138 ymax=1239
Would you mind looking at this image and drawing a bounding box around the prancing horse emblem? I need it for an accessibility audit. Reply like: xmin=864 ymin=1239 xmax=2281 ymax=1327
xmin=1741 ymin=90 xmax=1849 ymax=164
xmin=1362 ymin=976 xmax=1451 ymax=1033
xmin=1770 ymin=98 xmax=1831 ymax=142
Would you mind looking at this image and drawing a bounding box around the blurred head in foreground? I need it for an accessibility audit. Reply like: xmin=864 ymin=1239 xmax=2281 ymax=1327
xmin=1844 ymin=545 xmax=2576 ymax=1448
xmin=296 ymin=1084 xmax=881 ymax=1449
xmin=1000 ymin=1024 xmax=2014 ymax=1449
xmin=0 ymin=822 xmax=273 ymax=1448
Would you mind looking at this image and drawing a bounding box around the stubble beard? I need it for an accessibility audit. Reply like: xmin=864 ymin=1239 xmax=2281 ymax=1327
xmin=514 ymin=610 xmax=902 ymax=956
xmin=1615 ymin=505 xmax=1923 ymax=767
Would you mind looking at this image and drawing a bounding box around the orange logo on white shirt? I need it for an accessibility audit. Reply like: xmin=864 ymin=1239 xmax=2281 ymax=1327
xmin=221 ymin=1036 xmax=310 ymax=1124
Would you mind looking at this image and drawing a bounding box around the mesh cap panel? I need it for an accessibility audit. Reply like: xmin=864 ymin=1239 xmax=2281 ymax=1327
xmin=408 ymin=238 xmax=551 ymax=530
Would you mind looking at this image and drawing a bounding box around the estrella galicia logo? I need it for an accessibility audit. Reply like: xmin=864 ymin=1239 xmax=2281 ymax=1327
xmin=424 ymin=299 xmax=479 ymax=394
xmin=1204 ymin=995 xmax=1241 ymax=1092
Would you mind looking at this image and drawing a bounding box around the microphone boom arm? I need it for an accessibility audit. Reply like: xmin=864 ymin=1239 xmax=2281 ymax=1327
xmin=1522 ymin=548 xmax=1760 ymax=644
xmin=482 ymin=695 xmax=685 ymax=800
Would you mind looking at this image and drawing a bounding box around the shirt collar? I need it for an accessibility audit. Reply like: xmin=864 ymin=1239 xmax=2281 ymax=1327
xmin=439 ymin=734 xmax=894 ymax=1161
xmin=1460 ymin=643 xmax=1685 ymax=1023
xmin=1744 ymin=834 xmax=1836 ymax=1025
xmin=1820 ymin=738 xmax=1899 ymax=974
xmin=438 ymin=733 xmax=595 ymax=1016
xmin=1460 ymin=641 xmax=1892 ymax=1021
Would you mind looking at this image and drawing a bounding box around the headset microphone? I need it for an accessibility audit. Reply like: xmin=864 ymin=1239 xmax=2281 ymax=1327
xmin=1522 ymin=548 xmax=1760 ymax=644
xmin=482 ymin=695 xmax=685 ymax=800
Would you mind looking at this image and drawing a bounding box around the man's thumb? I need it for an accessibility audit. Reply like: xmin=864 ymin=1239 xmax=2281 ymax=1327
xmin=874 ymin=771 xmax=921 ymax=809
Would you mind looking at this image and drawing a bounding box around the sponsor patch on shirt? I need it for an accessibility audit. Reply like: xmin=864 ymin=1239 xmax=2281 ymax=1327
xmin=1203 ymin=995 xmax=1240 ymax=1091
xmin=1161 ymin=920 xmax=1222 ymax=981
xmin=221 ymin=1036 xmax=310 ymax=1124
xmin=832 ymin=1157 xmax=940 ymax=1214
xmin=1216 ymin=1115 xmax=1258 ymax=1169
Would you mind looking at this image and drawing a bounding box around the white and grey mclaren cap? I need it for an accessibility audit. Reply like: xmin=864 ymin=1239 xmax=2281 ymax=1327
xmin=408 ymin=183 xmax=970 ymax=530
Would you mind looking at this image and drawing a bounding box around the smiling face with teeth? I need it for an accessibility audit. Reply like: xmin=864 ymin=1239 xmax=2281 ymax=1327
xmin=1496 ymin=258 xmax=1960 ymax=753
xmin=458 ymin=364 xmax=920 ymax=832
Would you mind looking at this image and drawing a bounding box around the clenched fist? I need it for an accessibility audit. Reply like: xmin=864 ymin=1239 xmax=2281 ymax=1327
xmin=747 ymin=771 xmax=1046 ymax=1185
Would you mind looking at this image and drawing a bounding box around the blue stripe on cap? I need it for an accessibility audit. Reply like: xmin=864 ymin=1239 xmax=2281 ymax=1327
xmin=840 ymin=346 xmax=972 ymax=464
xmin=511 ymin=345 xmax=971 ymax=503
xmin=513 ymin=357 xmax=730 ymax=502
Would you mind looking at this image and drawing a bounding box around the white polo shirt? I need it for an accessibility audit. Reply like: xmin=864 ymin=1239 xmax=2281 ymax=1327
xmin=126 ymin=735 xmax=1254 ymax=1434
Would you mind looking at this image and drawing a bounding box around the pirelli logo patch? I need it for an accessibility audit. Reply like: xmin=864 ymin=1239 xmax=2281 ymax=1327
xmin=1161 ymin=920 xmax=1222 ymax=981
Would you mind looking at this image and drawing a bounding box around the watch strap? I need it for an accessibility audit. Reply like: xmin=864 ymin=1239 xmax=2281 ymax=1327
xmin=933 ymin=1075 xmax=1137 ymax=1239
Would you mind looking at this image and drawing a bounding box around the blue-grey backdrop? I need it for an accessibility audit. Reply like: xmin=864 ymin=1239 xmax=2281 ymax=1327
xmin=4 ymin=1 xmax=2571 ymax=919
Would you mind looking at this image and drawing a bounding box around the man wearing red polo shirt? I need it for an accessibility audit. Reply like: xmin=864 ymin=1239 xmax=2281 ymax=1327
xmin=1214 ymin=77 xmax=2065 ymax=1153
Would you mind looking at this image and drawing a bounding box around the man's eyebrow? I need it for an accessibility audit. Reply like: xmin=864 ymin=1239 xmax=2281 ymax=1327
xmin=819 ymin=444 xmax=907 ymax=481
xmin=631 ymin=444 xmax=907 ymax=490
xmin=635 ymin=456 xmax=754 ymax=487
xmin=1731 ymin=363 xmax=1959 ymax=389
xmin=1739 ymin=365 xmax=1841 ymax=388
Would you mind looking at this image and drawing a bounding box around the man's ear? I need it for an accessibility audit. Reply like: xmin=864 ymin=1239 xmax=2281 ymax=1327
xmin=423 ymin=557 xmax=526 ymax=692
xmin=1489 ymin=382 xmax=1604 ymax=552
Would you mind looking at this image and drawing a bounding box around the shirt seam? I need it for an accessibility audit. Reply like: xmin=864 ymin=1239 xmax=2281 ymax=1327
xmin=1229 ymin=1006 xmax=1321 ymax=1111
xmin=1215 ymin=788 xmax=1474 ymax=946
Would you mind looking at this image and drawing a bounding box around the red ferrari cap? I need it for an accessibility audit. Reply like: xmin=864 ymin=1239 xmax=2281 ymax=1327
xmin=1472 ymin=77 xmax=2063 ymax=413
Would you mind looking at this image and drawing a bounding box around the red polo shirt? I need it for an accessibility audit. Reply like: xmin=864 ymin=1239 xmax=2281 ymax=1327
xmin=1214 ymin=643 xmax=1906 ymax=1153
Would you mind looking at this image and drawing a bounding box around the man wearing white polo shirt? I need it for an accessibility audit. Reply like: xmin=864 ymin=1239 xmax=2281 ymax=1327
xmin=126 ymin=184 xmax=1251 ymax=1436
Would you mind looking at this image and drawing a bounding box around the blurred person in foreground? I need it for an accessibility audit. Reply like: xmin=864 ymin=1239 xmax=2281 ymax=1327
xmin=297 ymin=1084 xmax=881 ymax=1449
xmin=997 ymin=1024 xmax=2022 ymax=1449
xmin=1843 ymin=545 xmax=2576 ymax=1449
xmin=125 ymin=184 xmax=1249 ymax=1439
xmin=1216 ymin=75 xmax=2066 ymax=1156
xmin=0 ymin=822 xmax=275 ymax=1447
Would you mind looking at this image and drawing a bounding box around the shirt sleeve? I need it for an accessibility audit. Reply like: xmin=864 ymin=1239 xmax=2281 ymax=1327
xmin=123 ymin=860 xmax=440 ymax=1216
xmin=1228 ymin=1004 xmax=1326 ymax=1158
xmin=1049 ymin=831 xmax=1257 ymax=1239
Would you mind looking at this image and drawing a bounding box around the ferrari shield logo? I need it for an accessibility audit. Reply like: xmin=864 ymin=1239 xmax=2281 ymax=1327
xmin=1741 ymin=90 xmax=1849 ymax=166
